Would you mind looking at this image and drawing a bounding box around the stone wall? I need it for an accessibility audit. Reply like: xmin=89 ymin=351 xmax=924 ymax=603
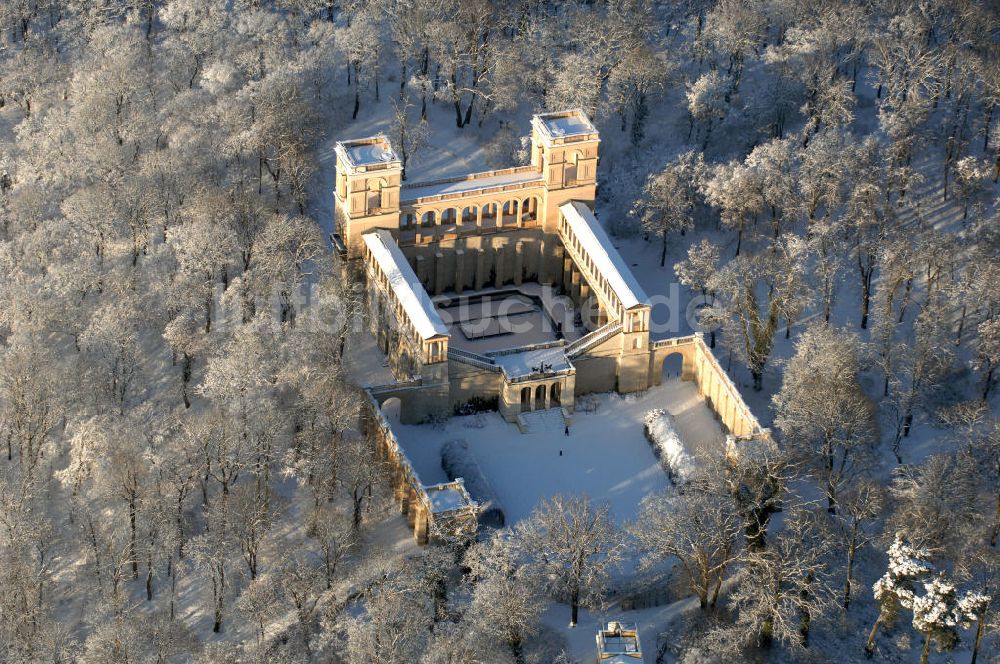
xmin=363 ymin=392 xmax=477 ymax=544
xmin=649 ymin=334 xmax=765 ymax=440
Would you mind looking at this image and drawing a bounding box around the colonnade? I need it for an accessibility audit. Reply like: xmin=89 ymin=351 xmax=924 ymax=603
xmin=399 ymin=195 xmax=541 ymax=243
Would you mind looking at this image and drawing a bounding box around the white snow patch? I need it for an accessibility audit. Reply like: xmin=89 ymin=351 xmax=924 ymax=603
xmin=643 ymin=408 xmax=695 ymax=483
xmin=388 ymin=381 xmax=725 ymax=525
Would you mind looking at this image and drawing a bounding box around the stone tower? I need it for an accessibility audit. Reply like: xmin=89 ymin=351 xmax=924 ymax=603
xmin=333 ymin=135 xmax=402 ymax=255
xmin=529 ymin=110 xmax=601 ymax=233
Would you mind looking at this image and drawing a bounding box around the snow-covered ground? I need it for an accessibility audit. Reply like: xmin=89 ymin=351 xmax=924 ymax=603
xmin=386 ymin=378 xmax=725 ymax=527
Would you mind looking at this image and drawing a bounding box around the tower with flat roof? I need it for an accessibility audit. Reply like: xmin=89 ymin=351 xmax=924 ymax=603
xmin=334 ymin=135 xmax=402 ymax=255
xmin=530 ymin=109 xmax=601 ymax=232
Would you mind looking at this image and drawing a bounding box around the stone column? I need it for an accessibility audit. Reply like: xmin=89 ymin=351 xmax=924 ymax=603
xmin=415 ymin=254 xmax=428 ymax=289
xmin=455 ymin=249 xmax=465 ymax=294
xmin=513 ymin=241 xmax=524 ymax=286
xmin=434 ymin=251 xmax=446 ymax=295
xmin=475 ymin=247 xmax=488 ymax=290
xmin=399 ymin=478 xmax=410 ymax=515
xmin=494 ymin=245 xmax=505 ymax=288
xmin=413 ymin=504 xmax=429 ymax=544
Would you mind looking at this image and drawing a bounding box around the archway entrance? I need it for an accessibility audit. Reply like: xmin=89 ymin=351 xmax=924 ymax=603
xmin=520 ymin=387 xmax=531 ymax=412
xmin=661 ymin=352 xmax=684 ymax=381
xmin=380 ymin=397 xmax=402 ymax=422
xmin=534 ymin=384 xmax=546 ymax=410
xmin=550 ymin=382 xmax=561 ymax=406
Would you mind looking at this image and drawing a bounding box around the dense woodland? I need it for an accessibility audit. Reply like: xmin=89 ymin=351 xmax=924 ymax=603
xmin=0 ymin=0 xmax=998 ymax=662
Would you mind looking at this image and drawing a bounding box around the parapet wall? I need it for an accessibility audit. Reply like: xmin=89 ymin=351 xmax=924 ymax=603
xmin=650 ymin=334 xmax=767 ymax=442
xmin=362 ymin=390 xmax=478 ymax=544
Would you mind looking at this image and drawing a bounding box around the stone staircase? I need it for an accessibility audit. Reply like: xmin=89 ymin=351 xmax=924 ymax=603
xmin=517 ymin=408 xmax=567 ymax=434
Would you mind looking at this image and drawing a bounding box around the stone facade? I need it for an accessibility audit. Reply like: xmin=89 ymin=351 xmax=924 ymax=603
xmin=339 ymin=111 xmax=769 ymax=543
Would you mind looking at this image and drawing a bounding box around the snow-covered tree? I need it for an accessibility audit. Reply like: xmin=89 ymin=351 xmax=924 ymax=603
xmin=889 ymin=454 xmax=982 ymax=561
xmin=634 ymin=150 xmax=706 ymax=266
xmin=631 ymin=476 xmax=741 ymax=610
xmin=700 ymin=160 xmax=763 ymax=256
xmin=517 ymin=494 xmax=623 ymax=627
xmin=464 ymin=531 xmax=543 ymax=662
xmin=866 ymin=534 xmax=935 ymax=657
xmin=710 ymin=509 xmax=835 ymax=653
xmin=686 ymin=70 xmax=729 ymax=149
xmin=835 ymin=479 xmax=884 ymax=612
xmin=912 ymin=574 xmax=989 ymax=664
xmin=675 ymin=239 xmax=721 ymax=346
xmin=773 ymin=323 xmax=877 ymax=513
xmin=706 ymin=234 xmax=810 ymax=390
xmin=343 ymin=563 xmax=433 ymax=664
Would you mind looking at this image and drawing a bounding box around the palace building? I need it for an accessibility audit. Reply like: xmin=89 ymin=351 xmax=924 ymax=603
xmin=336 ymin=110 xmax=767 ymax=543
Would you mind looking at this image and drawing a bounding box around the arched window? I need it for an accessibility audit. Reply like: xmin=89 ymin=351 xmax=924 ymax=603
xmin=368 ymin=178 xmax=387 ymax=213
xmin=420 ymin=210 xmax=436 ymax=227
xmin=550 ymin=382 xmax=561 ymax=406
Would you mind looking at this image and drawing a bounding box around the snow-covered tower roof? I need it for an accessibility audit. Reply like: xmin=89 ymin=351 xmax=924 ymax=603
xmin=532 ymin=109 xmax=599 ymax=144
xmin=334 ymin=134 xmax=400 ymax=172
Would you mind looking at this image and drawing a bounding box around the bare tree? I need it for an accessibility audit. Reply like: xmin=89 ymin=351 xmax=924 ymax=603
xmin=835 ymin=479 xmax=884 ymax=612
xmin=0 ymin=334 xmax=62 ymax=480
xmin=706 ymin=235 xmax=810 ymax=390
xmin=633 ymin=150 xmax=706 ymax=266
xmin=391 ymin=94 xmax=429 ymax=181
xmin=674 ymin=239 xmax=721 ymax=347
xmin=630 ymin=476 xmax=741 ymax=610
xmin=464 ymin=531 xmax=543 ymax=663
xmin=710 ymin=508 xmax=836 ymax=653
xmin=517 ymin=494 xmax=623 ymax=627
xmin=343 ymin=564 xmax=433 ymax=664
xmin=723 ymin=436 xmax=788 ymax=551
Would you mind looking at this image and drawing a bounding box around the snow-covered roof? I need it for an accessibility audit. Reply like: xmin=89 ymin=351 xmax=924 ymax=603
xmin=597 ymin=622 xmax=642 ymax=662
xmin=488 ymin=345 xmax=572 ymax=380
xmin=336 ymin=135 xmax=399 ymax=169
xmin=424 ymin=480 xmax=476 ymax=514
xmin=426 ymin=486 xmax=466 ymax=513
xmin=400 ymin=169 xmax=543 ymax=203
xmin=534 ymin=109 xmax=598 ymax=141
xmin=362 ymin=230 xmax=449 ymax=340
xmin=559 ymin=201 xmax=650 ymax=310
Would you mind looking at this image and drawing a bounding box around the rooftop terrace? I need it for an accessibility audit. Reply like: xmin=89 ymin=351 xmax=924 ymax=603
xmin=533 ymin=109 xmax=600 ymax=142
xmin=335 ymin=135 xmax=399 ymax=170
